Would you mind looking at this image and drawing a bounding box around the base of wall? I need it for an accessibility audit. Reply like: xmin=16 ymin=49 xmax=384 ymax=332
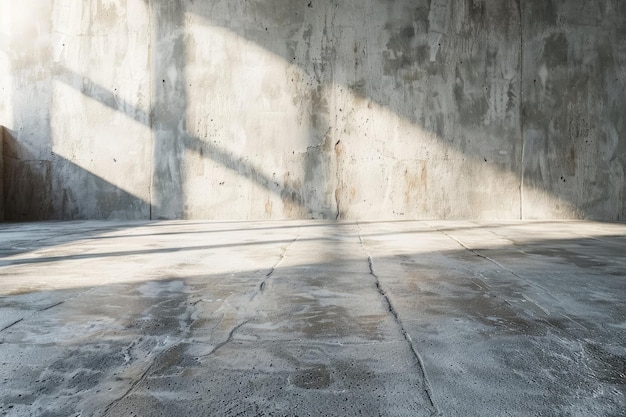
xmin=0 ymin=126 xmax=4 ymax=222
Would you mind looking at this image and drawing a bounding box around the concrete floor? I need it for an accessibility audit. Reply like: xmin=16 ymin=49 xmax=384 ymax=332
xmin=0 ymin=220 xmax=624 ymax=417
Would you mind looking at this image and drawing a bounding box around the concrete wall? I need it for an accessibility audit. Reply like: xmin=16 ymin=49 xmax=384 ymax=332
xmin=1 ymin=0 xmax=152 ymax=221
xmin=0 ymin=127 xmax=3 ymax=222
xmin=522 ymin=1 xmax=626 ymax=219
xmin=0 ymin=0 xmax=624 ymax=221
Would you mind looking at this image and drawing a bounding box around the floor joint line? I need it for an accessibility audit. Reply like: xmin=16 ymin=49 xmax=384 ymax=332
xmin=356 ymin=222 xmax=441 ymax=416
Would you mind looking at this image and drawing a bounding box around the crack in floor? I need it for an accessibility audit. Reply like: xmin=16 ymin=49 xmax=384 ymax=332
xmin=101 ymin=293 xmax=207 ymax=416
xmin=356 ymin=223 xmax=441 ymax=416
xmin=101 ymin=338 xmax=185 ymax=417
xmin=0 ymin=271 xmax=141 ymax=335
xmin=0 ymin=301 xmax=65 ymax=334
xmin=204 ymin=320 xmax=250 ymax=357
xmin=427 ymin=222 xmax=555 ymax=294
xmin=427 ymin=222 xmax=584 ymax=338
xmin=255 ymin=226 xmax=301 ymax=297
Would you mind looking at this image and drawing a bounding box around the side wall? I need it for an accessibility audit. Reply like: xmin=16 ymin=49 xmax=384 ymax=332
xmin=522 ymin=0 xmax=626 ymax=219
xmin=0 ymin=127 xmax=3 ymax=221
xmin=1 ymin=0 xmax=152 ymax=221
xmin=0 ymin=0 xmax=624 ymax=220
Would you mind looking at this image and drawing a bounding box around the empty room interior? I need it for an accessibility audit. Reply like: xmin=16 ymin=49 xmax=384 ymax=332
xmin=1 ymin=0 xmax=625 ymax=416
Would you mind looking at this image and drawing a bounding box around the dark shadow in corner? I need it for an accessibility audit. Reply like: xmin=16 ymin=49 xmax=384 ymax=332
xmin=2 ymin=127 xmax=149 ymax=221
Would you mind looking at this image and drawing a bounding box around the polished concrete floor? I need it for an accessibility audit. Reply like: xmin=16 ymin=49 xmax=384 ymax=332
xmin=0 ymin=220 xmax=624 ymax=416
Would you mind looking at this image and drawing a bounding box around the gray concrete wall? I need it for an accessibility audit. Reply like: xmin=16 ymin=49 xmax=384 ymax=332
xmin=1 ymin=0 xmax=152 ymax=221
xmin=0 ymin=0 xmax=624 ymax=220
xmin=521 ymin=0 xmax=626 ymax=219
xmin=0 ymin=126 xmax=3 ymax=222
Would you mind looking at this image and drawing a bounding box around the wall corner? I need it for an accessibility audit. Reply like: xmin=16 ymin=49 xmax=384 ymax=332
xmin=0 ymin=126 xmax=4 ymax=222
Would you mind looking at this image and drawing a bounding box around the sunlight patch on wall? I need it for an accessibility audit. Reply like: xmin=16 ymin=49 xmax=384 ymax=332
xmin=0 ymin=57 xmax=12 ymax=130
xmin=182 ymin=16 xmax=318 ymax=219
xmin=0 ymin=2 xmax=13 ymax=128
xmin=175 ymin=14 xmax=571 ymax=220
xmin=327 ymin=84 xmax=525 ymax=220
xmin=50 ymin=80 xmax=152 ymax=204
xmin=50 ymin=0 xmax=152 ymax=123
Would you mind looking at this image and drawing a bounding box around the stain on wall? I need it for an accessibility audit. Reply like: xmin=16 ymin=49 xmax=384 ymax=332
xmin=1 ymin=0 xmax=624 ymax=220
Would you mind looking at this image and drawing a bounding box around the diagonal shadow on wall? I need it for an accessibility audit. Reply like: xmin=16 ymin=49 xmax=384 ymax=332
xmin=2 ymin=126 xmax=149 ymax=221
xmin=172 ymin=0 xmax=625 ymax=220
xmin=4 ymin=0 xmax=624 ymax=221
xmin=143 ymin=0 xmax=521 ymax=220
xmin=144 ymin=0 xmax=526 ymax=220
xmin=144 ymin=0 xmax=625 ymax=220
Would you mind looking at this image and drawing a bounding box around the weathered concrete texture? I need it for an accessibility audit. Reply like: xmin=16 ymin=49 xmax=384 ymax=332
xmin=1 ymin=0 xmax=152 ymax=221
xmin=0 ymin=0 xmax=624 ymax=220
xmin=150 ymin=0 xmax=526 ymax=220
xmin=0 ymin=127 xmax=4 ymax=221
xmin=0 ymin=220 xmax=624 ymax=416
xmin=521 ymin=0 xmax=626 ymax=220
